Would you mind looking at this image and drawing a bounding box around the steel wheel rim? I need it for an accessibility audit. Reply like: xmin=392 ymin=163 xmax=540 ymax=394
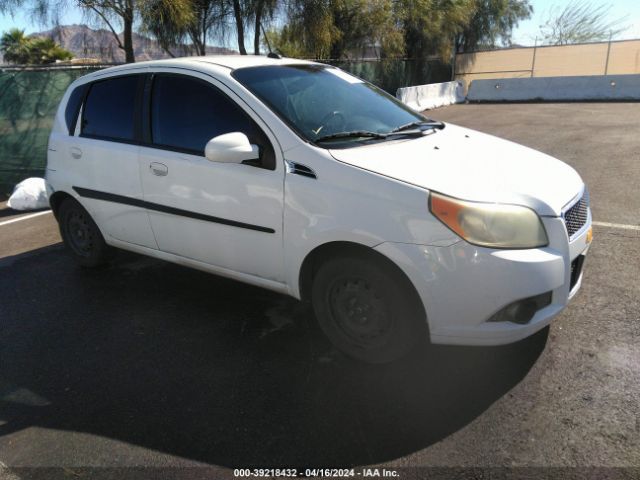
xmin=327 ymin=277 xmax=392 ymax=348
xmin=65 ymin=210 xmax=94 ymax=257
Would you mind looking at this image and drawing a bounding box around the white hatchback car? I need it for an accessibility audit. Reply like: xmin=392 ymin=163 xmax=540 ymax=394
xmin=47 ymin=55 xmax=592 ymax=363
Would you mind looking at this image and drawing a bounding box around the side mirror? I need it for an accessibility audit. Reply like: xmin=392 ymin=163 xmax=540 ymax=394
xmin=205 ymin=132 xmax=259 ymax=164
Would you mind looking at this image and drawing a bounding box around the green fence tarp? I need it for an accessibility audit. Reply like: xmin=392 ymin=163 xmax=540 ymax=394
xmin=0 ymin=60 xmax=449 ymax=196
xmin=0 ymin=67 xmax=101 ymax=196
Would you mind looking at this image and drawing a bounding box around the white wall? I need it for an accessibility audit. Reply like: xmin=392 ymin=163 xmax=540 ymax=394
xmin=396 ymin=81 xmax=465 ymax=111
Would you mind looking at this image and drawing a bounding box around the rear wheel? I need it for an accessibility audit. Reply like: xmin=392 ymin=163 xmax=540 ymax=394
xmin=58 ymin=198 xmax=111 ymax=268
xmin=311 ymin=254 xmax=427 ymax=364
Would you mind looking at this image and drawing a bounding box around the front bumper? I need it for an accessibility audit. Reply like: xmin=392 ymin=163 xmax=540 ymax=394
xmin=375 ymin=213 xmax=591 ymax=346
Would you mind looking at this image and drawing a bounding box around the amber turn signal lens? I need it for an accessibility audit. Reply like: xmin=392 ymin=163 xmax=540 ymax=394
xmin=429 ymin=192 xmax=466 ymax=238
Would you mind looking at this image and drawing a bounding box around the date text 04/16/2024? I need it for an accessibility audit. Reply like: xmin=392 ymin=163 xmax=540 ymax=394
xmin=233 ymin=468 xmax=400 ymax=477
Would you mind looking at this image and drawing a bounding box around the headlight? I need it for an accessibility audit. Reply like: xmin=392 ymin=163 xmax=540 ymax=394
xmin=429 ymin=192 xmax=549 ymax=249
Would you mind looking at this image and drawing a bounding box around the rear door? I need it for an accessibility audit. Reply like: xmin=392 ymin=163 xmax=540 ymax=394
xmin=138 ymin=71 xmax=285 ymax=282
xmin=70 ymin=74 xmax=157 ymax=249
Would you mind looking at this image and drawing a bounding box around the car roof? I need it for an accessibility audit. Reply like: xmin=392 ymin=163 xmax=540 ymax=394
xmin=194 ymin=54 xmax=318 ymax=70
xmin=90 ymin=54 xmax=319 ymax=77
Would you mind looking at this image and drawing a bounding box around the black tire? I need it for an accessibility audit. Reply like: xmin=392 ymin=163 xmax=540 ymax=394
xmin=58 ymin=198 xmax=111 ymax=268
xmin=311 ymin=254 xmax=427 ymax=364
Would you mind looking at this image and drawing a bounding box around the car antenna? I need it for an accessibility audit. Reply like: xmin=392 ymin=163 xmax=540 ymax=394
xmin=261 ymin=23 xmax=281 ymax=59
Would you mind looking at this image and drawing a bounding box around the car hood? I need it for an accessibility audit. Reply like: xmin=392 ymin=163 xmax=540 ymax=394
xmin=328 ymin=123 xmax=583 ymax=216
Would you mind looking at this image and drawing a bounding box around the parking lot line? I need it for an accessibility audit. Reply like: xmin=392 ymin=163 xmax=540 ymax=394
xmin=0 ymin=461 xmax=20 ymax=480
xmin=592 ymin=221 xmax=640 ymax=231
xmin=0 ymin=210 xmax=52 ymax=227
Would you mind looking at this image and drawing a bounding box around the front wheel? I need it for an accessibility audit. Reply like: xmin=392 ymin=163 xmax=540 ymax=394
xmin=58 ymin=198 xmax=111 ymax=268
xmin=311 ymin=254 xmax=427 ymax=364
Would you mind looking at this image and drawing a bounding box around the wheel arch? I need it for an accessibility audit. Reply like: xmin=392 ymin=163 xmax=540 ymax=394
xmin=298 ymin=241 xmax=426 ymax=322
xmin=49 ymin=190 xmax=76 ymax=219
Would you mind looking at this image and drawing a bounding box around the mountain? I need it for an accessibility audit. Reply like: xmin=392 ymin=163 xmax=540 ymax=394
xmin=32 ymin=24 xmax=237 ymax=63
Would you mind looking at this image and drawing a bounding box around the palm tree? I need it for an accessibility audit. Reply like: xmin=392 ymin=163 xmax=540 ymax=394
xmin=0 ymin=28 xmax=32 ymax=64
xmin=29 ymin=37 xmax=74 ymax=63
xmin=1 ymin=29 xmax=73 ymax=64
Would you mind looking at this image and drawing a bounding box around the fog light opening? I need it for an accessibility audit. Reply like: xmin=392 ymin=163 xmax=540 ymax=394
xmin=487 ymin=292 xmax=553 ymax=325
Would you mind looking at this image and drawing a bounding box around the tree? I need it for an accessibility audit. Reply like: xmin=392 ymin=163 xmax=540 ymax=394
xmin=143 ymin=0 xmax=268 ymax=58
xmin=270 ymin=0 xmax=401 ymax=60
xmin=80 ymin=0 xmax=137 ymax=62
xmin=140 ymin=0 xmax=195 ymax=56
xmin=265 ymin=24 xmax=306 ymax=58
xmin=392 ymin=0 xmax=475 ymax=84
xmin=538 ymin=0 xmax=627 ymax=45
xmin=248 ymin=0 xmax=277 ymax=55
xmin=395 ymin=0 xmax=475 ymax=59
xmin=185 ymin=0 xmax=229 ymax=55
xmin=29 ymin=36 xmax=74 ymax=62
xmin=0 ymin=0 xmax=136 ymax=62
xmin=231 ymin=0 xmax=246 ymax=54
xmin=456 ymin=0 xmax=532 ymax=52
xmin=1 ymin=28 xmax=73 ymax=64
xmin=293 ymin=0 xmax=337 ymax=58
xmin=0 ymin=0 xmax=187 ymax=63
xmin=329 ymin=0 xmax=401 ymax=59
xmin=0 ymin=28 xmax=32 ymax=63
xmin=143 ymin=0 xmax=271 ymax=58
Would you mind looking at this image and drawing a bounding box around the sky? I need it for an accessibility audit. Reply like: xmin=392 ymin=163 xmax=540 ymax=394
xmin=1 ymin=0 xmax=640 ymax=48
xmin=510 ymin=0 xmax=640 ymax=45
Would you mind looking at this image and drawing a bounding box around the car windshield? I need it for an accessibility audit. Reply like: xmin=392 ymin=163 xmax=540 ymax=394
xmin=232 ymin=64 xmax=432 ymax=148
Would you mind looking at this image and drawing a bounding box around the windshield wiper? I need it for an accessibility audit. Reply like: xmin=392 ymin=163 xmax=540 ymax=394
xmin=315 ymin=130 xmax=387 ymax=142
xmin=390 ymin=120 xmax=445 ymax=133
xmin=315 ymin=123 xmax=442 ymax=143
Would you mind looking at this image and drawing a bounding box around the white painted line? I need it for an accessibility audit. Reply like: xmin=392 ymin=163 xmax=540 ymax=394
xmin=0 ymin=460 xmax=21 ymax=480
xmin=0 ymin=210 xmax=52 ymax=227
xmin=593 ymin=221 xmax=640 ymax=231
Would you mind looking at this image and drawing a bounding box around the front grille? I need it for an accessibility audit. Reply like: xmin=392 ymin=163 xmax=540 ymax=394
xmin=563 ymin=190 xmax=589 ymax=238
xmin=570 ymin=255 xmax=585 ymax=290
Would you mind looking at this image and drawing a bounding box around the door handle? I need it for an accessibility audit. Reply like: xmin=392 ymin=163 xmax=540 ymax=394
xmin=150 ymin=162 xmax=168 ymax=176
xmin=70 ymin=147 xmax=82 ymax=159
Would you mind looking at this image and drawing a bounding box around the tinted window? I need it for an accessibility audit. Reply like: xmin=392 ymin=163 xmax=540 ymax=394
xmin=150 ymin=75 xmax=269 ymax=159
xmin=82 ymin=75 xmax=140 ymax=141
xmin=64 ymin=84 xmax=87 ymax=135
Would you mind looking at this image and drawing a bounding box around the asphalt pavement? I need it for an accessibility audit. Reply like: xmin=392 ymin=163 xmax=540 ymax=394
xmin=0 ymin=103 xmax=638 ymax=479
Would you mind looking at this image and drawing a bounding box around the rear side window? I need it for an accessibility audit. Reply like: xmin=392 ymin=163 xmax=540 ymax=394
xmin=150 ymin=74 xmax=270 ymax=160
xmin=82 ymin=75 xmax=140 ymax=142
xmin=64 ymin=84 xmax=87 ymax=135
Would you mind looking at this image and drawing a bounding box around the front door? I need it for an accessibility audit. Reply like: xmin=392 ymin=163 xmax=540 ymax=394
xmin=139 ymin=71 xmax=285 ymax=282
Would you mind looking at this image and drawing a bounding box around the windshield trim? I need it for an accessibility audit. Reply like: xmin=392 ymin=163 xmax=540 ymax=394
xmin=231 ymin=63 xmax=433 ymax=150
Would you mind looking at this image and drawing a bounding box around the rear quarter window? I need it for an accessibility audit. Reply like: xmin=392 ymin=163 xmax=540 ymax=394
xmin=81 ymin=75 xmax=141 ymax=142
xmin=64 ymin=84 xmax=87 ymax=135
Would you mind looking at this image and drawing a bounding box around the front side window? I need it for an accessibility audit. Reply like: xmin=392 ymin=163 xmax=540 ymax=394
xmin=150 ymin=74 xmax=270 ymax=164
xmin=82 ymin=75 xmax=140 ymax=141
